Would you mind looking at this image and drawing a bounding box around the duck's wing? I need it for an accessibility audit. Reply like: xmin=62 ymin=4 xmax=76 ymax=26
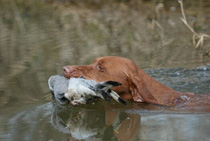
xmin=96 ymin=81 xmax=122 ymax=91
xmin=87 ymin=85 xmax=110 ymax=101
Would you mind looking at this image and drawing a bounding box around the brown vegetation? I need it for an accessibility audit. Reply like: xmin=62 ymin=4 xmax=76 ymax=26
xmin=179 ymin=0 xmax=210 ymax=51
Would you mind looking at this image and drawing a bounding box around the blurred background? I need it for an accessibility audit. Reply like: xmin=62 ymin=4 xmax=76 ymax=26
xmin=1 ymin=0 xmax=210 ymax=111
xmin=1 ymin=0 xmax=210 ymax=109
xmin=0 ymin=0 xmax=210 ymax=140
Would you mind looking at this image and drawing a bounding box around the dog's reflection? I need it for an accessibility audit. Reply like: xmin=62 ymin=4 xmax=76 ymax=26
xmin=51 ymin=104 xmax=140 ymax=140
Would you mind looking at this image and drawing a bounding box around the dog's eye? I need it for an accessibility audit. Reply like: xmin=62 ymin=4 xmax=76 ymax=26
xmin=97 ymin=65 xmax=105 ymax=72
xmin=71 ymin=97 xmax=74 ymax=101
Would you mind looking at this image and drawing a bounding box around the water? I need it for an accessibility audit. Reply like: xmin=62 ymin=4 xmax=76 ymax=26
xmin=0 ymin=66 xmax=209 ymax=141
xmin=1 ymin=101 xmax=210 ymax=141
xmin=0 ymin=0 xmax=210 ymax=140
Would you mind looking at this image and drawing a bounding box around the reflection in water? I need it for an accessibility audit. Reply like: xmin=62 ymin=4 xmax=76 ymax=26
xmin=4 ymin=102 xmax=140 ymax=141
xmin=3 ymin=102 xmax=210 ymax=141
xmin=51 ymin=104 xmax=140 ymax=141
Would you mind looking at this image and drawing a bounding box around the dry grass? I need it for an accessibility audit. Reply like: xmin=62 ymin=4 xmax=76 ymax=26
xmin=178 ymin=0 xmax=210 ymax=50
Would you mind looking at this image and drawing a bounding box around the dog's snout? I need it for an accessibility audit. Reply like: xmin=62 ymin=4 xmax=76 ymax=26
xmin=63 ymin=66 xmax=76 ymax=78
xmin=63 ymin=66 xmax=73 ymax=74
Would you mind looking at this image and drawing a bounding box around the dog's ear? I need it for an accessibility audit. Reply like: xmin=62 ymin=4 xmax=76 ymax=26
xmin=127 ymin=72 xmax=158 ymax=104
xmin=127 ymin=72 xmax=144 ymax=102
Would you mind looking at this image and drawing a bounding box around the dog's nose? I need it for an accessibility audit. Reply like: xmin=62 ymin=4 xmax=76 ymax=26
xmin=63 ymin=66 xmax=74 ymax=74
xmin=63 ymin=66 xmax=75 ymax=78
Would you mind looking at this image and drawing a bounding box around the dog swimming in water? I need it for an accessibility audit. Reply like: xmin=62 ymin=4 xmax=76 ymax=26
xmin=48 ymin=75 xmax=126 ymax=106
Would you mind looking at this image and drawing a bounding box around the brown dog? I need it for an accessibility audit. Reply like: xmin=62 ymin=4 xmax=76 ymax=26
xmin=63 ymin=56 xmax=210 ymax=110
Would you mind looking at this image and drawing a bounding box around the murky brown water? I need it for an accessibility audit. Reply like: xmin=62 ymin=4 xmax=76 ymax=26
xmin=0 ymin=0 xmax=210 ymax=140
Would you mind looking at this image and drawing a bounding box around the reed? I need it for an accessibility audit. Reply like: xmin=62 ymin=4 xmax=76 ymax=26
xmin=178 ymin=0 xmax=210 ymax=49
